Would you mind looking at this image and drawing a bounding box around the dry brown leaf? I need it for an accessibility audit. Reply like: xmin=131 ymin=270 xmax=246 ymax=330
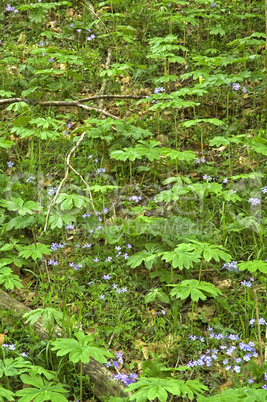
xmin=0 ymin=334 xmax=5 ymax=346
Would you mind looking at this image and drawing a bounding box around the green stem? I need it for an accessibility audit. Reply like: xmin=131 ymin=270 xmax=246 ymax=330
xmin=80 ymin=361 xmax=83 ymax=402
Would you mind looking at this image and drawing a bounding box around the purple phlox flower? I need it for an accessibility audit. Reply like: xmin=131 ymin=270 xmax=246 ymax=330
xmin=261 ymin=186 xmax=267 ymax=194
xmin=262 ymin=384 xmax=267 ymax=390
xmin=232 ymin=83 xmax=240 ymax=91
xmin=113 ymin=284 xmax=118 ymax=290
xmin=220 ymin=345 xmax=227 ymax=350
xmin=248 ymin=197 xmax=261 ymax=206
xmin=154 ymin=87 xmax=165 ymax=94
xmin=88 ymin=155 xmax=92 ymax=159
xmin=116 ymin=252 xmax=121 ymax=257
xmin=42 ymin=52 xmax=46 ymax=56
xmin=99 ymin=294 xmax=105 ymax=299
xmin=105 ymin=256 xmax=112 ymax=262
xmin=82 ymin=243 xmax=91 ymax=248
xmin=50 ymin=242 xmax=66 ymax=251
xmin=239 ymin=341 xmax=255 ymax=352
xmin=103 ymin=207 xmax=109 ymax=214
xmin=241 ymin=280 xmax=253 ymax=288
xmin=89 ymin=229 xmax=94 ymax=234
xmin=70 ymin=24 xmax=74 ymax=27
xmin=243 ymin=353 xmax=252 ymax=362
xmin=247 ymin=379 xmax=254 ymax=384
xmin=67 ymin=122 xmax=72 ymax=128
xmin=82 ymin=213 xmax=91 ymax=218
xmin=116 ymin=351 xmax=123 ymax=361
xmin=189 ymin=335 xmax=197 ymax=341
xmin=129 ymin=195 xmax=142 ymax=203
xmin=222 ymin=261 xmax=238 ymax=272
xmin=26 ymin=176 xmax=35 ymax=183
xmin=225 ymin=365 xmax=231 ymax=371
xmin=215 ymin=333 xmax=225 ymax=340
xmin=95 ymin=158 xmax=98 ymax=163
xmin=48 ymin=187 xmax=57 ymax=196
xmin=7 ymin=161 xmax=14 ymax=168
xmin=160 ymin=310 xmax=166 ymax=315
xmin=95 ymin=225 xmax=102 ymax=230
xmin=195 ymin=158 xmax=200 ymax=164
xmin=76 ymin=244 xmax=80 ymax=248
xmin=87 ymin=281 xmax=93 ymax=285
xmin=123 ymin=253 xmax=129 ymax=259
xmin=127 ymin=244 xmax=132 ymax=248
xmin=223 ymin=359 xmax=229 ymax=365
xmin=203 ymin=174 xmax=212 ymax=181
xmin=103 ymin=274 xmax=111 ymax=280
xmin=211 ymin=3 xmax=216 ymax=7
xmin=234 ymin=365 xmax=241 ymax=373
xmin=228 ymin=334 xmax=239 ymax=341
xmin=115 ymin=246 xmax=121 ymax=251
xmin=93 ymin=258 xmax=99 ymax=262
xmin=235 ymin=358 xmax=242 ymax=363
xmin=21 ymin=352 xmax=28 ymax=357
xmin=47 ymin=260 xmax=58 ymax=266
xmin=65 ymin=224 xmax=75 ymax=230
xmin=2 ymin=344 xmax=16 ymax=351
xmin=77 ymin=29 xmax=81 ymax=32
xmin=264 ymin=373 xmax=267 ymax=381
xmin=69 ymin=262 xmax=82 ymax=270
xmin=105 ymin=360 xmax=112 ymax=367
xmin=98 ymin=217 xmax=102 ymax=222
xmin=116 ymin=287 xmax=127 ymax=294
xmin=226 ymin=346 xmax=236 ymax=356
xmin=259 ymin=318 xmax=267 ymax=325
xmin=201 ymin=157 xmax=206 ymax=163
xmin=242 ymin=86 xmax=247 ymax=93
xmin=223 ymin=178 xmax=228 ymax=183
xmin=64 ymin=131 xmax=69 ymax=135
xmin=95 ymin=211 xmax=99 ymax=216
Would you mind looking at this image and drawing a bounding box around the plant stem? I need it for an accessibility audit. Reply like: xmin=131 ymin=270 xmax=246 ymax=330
xmin=80 ymin=361 xmax=83 ymax=402
xmin=254 ymin=288 xmax=264 ymax=369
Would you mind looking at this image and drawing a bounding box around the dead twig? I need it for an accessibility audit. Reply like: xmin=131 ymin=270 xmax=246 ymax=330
xmin=43 ymin=131 xmax=95 ymax=232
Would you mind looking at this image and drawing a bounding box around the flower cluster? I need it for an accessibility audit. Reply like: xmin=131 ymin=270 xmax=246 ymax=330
xmin=50 ymin=242 xmax=66 ymax=251
xmin=249 ymin=317 xmax=267 ymax=326
xmin=195 ymin=157 xmax=206 ymax=164
xmin=248 ymin=197 xmax=261 ymax=206
xmin=187 ymin=327 xmax=258 ymax=379
xmin=48 ymin=187 xmax=57 ymax=196
xmin=26 ymin=176 xmax=35 ymax=183
xmin=105 ymin=352 xmax=138 ymax=386
xmin=6 ymin=4 xmax=18 ymax=13
xmin=232 ymin=83 xmax=247 ymax=93
xmin=129 ymin=195 xmax=142 ymax=203
xmin=47 ymin=260 xmax=59 ymax=266
xmin=154 ymin=87 xmax=165 ymax=94
xmin=222 ymin=261 xmax=238 ymax=272
xmin=69 ymin=262 xmax=82 ymax=270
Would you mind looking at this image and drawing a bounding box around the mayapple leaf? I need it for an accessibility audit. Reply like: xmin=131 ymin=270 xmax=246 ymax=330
xmin=168 ymin=280 xmax=222 ymax=302
xmin=238 ymin=260 xmax=267 ymax=273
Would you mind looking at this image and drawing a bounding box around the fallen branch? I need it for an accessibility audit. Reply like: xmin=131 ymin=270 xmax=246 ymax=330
xmin=43 ymin=131 xmax=95 ymax=232
xmin=0 ymin=290 xmax=127 ymax=399
xmin=98 ymin=48 xmax=112 ymax=111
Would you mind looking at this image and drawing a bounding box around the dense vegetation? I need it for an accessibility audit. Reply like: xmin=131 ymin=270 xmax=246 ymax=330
xmin=1 ymin=0 xmax=267 ymax=400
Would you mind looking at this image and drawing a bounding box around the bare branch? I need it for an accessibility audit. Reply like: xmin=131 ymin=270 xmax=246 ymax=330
xmin=43 ymin=131 xmax=95 ymax=232
xmin=77 ymin=103 xmax=120 ymax=119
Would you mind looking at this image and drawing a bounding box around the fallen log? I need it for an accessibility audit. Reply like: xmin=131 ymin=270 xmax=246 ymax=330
xmin=1 ymin=290 xmax=128 ymax=399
